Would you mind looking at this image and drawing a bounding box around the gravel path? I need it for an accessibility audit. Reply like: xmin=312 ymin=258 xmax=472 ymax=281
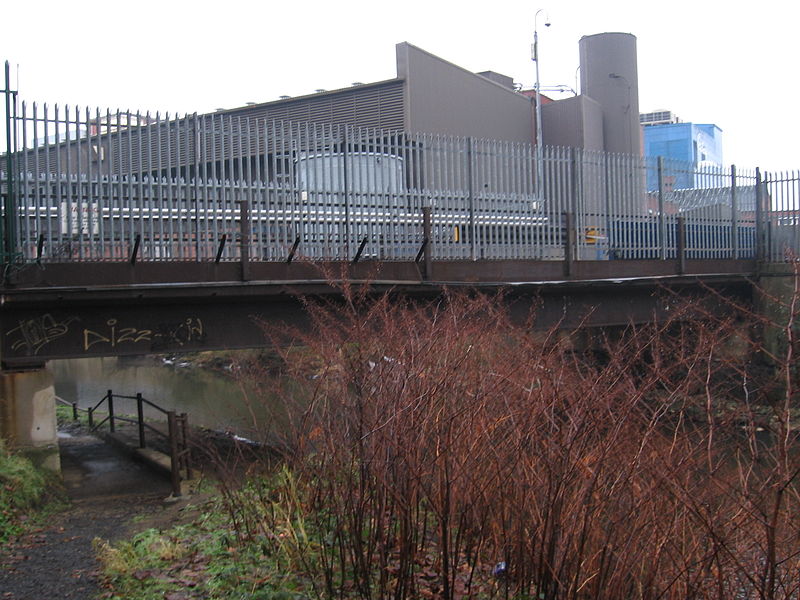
xmin=1 ymin=432 xmax=175 ymax=600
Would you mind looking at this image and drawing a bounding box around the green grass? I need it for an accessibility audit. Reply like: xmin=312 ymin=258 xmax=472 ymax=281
xmin=95 ymin=465 xmax=487 ymax=599
xmin=0 ymin=439 xmax=62 ymax=544
xmin=56 ymin=403 xmax=91 ymax=427
xmin=94 ymin=475 xmax=315 ymax=600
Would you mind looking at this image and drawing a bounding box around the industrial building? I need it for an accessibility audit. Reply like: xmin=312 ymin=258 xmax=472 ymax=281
xmin=540 ymin=32 xmax=641 ymax=155
xmin=643 ymin=120 xmax=723 ymax=167
xmin=640 ymin=110 xmax=724 ymax=190
xmin=17 ymin=34 xmax=646 ymax=184
xmin=208 ymin=33 xmax=642 ymax=156
xmin=214 ymin=42 xmax=536 ymax=145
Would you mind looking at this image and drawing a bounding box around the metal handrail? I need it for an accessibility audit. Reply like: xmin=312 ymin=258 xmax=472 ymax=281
xmin=55 ymin=394 xmax=85 ymax=421
xmin=88 ymin=395 xmax=109 ymax=413
xmin=108 ymin=392 xmax=171 ymax=416
xmin=61 ymin=389 xmax=191 ymax=496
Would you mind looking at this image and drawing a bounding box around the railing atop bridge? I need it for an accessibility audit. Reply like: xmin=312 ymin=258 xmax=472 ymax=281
xmin=2 ymin=91 xmax=798 ymax=268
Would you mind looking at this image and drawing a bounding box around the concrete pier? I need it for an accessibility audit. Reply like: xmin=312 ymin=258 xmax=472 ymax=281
xmin=0 ymin=368 xmax=60 ymax=472
xmin=757 ymin=263 xmax=799 ymax=364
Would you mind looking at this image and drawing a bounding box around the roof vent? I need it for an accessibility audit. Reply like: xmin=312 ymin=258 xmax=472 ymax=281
xmin=351 ymin=82 xmax=364 ymax=86
xmin=279 ymin=95 xmax=291 ymax=100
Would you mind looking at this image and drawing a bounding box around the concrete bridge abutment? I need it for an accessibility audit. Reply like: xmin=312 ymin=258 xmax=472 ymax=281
xmin=756 ymin=264 xmax=800 ymax=365
xmin=0 ymin=367 xmax=60 ymax=472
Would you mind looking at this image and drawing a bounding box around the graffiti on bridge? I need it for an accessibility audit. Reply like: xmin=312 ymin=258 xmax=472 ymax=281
xmin=84 ymin=318 xmax=205 ymax=351
xmin=5 ymin=314 xmax=206 ymax=356
xmin=6 ymin=314 xmax=78 ymax=355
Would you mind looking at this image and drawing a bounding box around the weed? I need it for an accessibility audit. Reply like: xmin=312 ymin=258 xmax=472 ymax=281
xmin=55 ymin=403 xmax=90 ymax=427
xmin=95 ymin=488 xmax=313 ymax=600
xmin=0 ymin=439 xmax=59 ymax=544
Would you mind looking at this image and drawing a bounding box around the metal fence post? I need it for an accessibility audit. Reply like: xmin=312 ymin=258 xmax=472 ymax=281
xmin=107 ymin=389 xmax=115 ymax=433
xmin=564 ymin=212 xmax=574 ymax=277
xmin=755 ymin=167 xmax=765 ymax=264
xmin=342 ymin=127 xmax=351 ymax=259
xmin=603 ymin=153 xmax=612 ymax=258
xmin=573 ymin=147 xmax=587 ymax=257
xmin=467 ymin=137 xmax=476 ymax=261
xmin=193 ymin=115 xmax=202 ymax=262
xmin=730 ymin=165 xmax=738 ymax=259
xmin=657 ymin=157 xmax=666 ymax=260
xmin=3 ymin=62 xmax=18 ymax=265
xmin=677 ymin=216 xmax=686 ymax=275
xmin=136 ymin=393 xmax=145 ymax=448
xmin=180 ymin=412 xmax=192 ymax=480
xmin=239 ymin=198 xmax=250 ymax=281
xmin=569 ymin=148 xmax=579 ymax=260
xmin=1 ymin=66 xmax=8 ymax=263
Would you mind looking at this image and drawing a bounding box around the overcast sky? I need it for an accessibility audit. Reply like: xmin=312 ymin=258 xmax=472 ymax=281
xmin=3 ymin=0 xmax=797 ymax=171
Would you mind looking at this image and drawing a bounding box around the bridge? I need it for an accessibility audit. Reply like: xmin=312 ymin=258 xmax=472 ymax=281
xmin=1 ymin=78 xmax=798 ymax=467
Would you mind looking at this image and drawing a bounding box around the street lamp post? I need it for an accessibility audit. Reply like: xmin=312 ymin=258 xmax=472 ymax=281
xmin=532 ymin=10 xmax=550 ymax=203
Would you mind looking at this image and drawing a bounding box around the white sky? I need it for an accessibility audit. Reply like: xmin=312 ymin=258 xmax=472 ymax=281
xmin=3 ymin=0 xmax=798 ymax=172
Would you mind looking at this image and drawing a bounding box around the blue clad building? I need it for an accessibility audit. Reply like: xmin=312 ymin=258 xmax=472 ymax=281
xmin=641 ymin=111 xmax=723 ymax=190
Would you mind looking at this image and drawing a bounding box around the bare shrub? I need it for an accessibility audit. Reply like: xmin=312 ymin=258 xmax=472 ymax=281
xmin=221 ymin=274 xmax=800 ymax=600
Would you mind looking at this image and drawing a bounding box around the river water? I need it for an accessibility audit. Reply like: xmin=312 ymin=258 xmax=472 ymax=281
xmin=50 ymin=356 xmax=274 ymax=440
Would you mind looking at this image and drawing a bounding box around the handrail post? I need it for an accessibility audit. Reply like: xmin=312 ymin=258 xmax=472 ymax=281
xmin=88 ymin=406 xmax=94 ymax=429
xmin=180 ymin=412 xmax=192 ymax=480
xmin=107 ymin=389 xmax=115 ymax=433
xmin=167 ymin=411 xmax=181 ymax=497
xmin=677 ymin=216 xmax=686 ymax=275
xmin=136 ymin=393 xmax=145 ymax=449
xmin=72 ymin=402 xmax=78 ymax=421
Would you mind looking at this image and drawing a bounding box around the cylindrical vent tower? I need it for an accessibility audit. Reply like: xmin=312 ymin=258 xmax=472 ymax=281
xmin=579 ymin=32 xmax=641 ymax=155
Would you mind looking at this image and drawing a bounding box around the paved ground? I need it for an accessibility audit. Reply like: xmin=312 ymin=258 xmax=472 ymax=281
xmin=0 ymin=431 xmax=176 ymax=600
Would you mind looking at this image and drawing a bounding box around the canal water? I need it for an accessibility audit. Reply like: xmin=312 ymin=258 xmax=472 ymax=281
xmin=50 ymin=355 xmax=280 ymax=441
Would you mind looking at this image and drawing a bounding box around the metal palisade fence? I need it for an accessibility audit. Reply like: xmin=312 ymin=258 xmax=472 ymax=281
xmin=1 ymin=89 xmax=798 ymax=266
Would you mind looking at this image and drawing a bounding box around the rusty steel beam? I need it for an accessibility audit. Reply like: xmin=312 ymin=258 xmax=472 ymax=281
xmin=2 ymin=258 xmax=757 ymax=289
xmin=0 ymin=264 xmax=755 ymax=368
